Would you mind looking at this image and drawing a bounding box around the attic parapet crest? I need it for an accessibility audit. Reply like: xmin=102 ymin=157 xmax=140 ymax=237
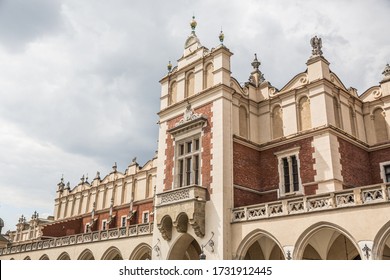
xmin=176 ymin=104 xmax=204 ymax=127
xmin=168 ymin=104 xmax=207 ymax=137
xmin=310 ymin=35 xmax=323 ymax=57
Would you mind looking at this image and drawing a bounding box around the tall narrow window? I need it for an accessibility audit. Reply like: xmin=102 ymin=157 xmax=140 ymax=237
xmin=176 ymin=137 xmax=201 ymax=187
xmin=349 ymin=106 xmax=357 ymax=137
xmin=142 ymin=211 xmax=149 ymax=224
xmin=169 ymin=82 xmax=177 ymax=105
xmin=146 ymin=175 xmax=153 ymax=199
xmin=102 ymin=220 xmax=107 ymax=231
xmin=272 ymin=105 xmax=283 ymax=139
xmin=205 ymin=63 xmax=214 ymax=89
xmin=186 ymin=73 xmax=195 ymax=97
xmin=373 ymin=108 xmax=388 ymax=143
xmin=276 ymin=148 xmax=302 ymax=196
xmin=385 ymin=165 xmax=390 ymax=183
xmin=333 ymin=97 xmax=341 ymax=128
xmin=380 ymin=162 xmax=390 ymax=183
xmin=299 ymin=96 xmax=312 ymax=131
xmin=239 ymin=106 xmax=248 ymax=138
xmin=282 ymin=158 xmax=290 ymax=193
xmin=121 ymin=216 xmax=127 ymax=228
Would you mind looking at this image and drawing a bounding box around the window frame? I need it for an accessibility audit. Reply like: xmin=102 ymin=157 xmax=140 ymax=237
xmin=175 ymin=135 xmax=201 ymax=188
xmin=142 ymin=211 xmax=150 ymax=224
xmin=379 ymin=161 xmax=390 ymax=183
xmin=101 ymin=219 xmax=107 ymax=231
xmin=120 ymin=215 xmax=127 ymax=228
xmin=275 ymin=147 xmax=303 ymax=197
xmin=84 ymin=223 xmax=91 ymax=233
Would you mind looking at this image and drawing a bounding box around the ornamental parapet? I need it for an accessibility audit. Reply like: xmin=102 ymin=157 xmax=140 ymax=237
xmin=0 ymin=223 xmax=153 ymax=257
xmin=232 ymin=183 xmax=390 ymax=222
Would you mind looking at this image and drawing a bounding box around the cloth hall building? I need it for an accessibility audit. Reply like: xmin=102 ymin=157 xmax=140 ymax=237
xmin=1 ymin=19 xmax=390 ymax=260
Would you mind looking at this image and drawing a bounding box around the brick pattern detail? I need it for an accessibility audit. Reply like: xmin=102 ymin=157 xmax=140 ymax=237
xmin=338 ymin=137 xmax=372 ymax=187
xmin=41 ymin=218 xmax=83 ymax=237
xmin=163 ymin=103 xmax=213 ymax=191
xmin=369 ymin=147 xmax=390 ymax=183
xmin=234 ymin=188 xmax=277 ymax=207
xmin=233 ymin=137 xmax=316 ymax=207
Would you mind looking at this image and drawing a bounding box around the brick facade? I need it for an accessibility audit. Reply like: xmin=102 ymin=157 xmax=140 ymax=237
xmin=233 ymin=137 xmax=316 ymax=207
xmin=338 ymin=137 xmax=372 ymax=188
xmin=369 ymin=147 xmax=390 ymax=184
xmin=163 ymin=103 xmax=213 ymax=191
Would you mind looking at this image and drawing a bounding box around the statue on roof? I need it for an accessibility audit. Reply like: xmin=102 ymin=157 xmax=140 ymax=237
xmin=310 ymin=36 xmax=323 ymax=56
xmin=382 ymin=63 xmax=390 ymax=82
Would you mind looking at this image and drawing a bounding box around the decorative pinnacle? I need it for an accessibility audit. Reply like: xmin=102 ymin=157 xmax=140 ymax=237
xmin=167 ymin=60 xmax=172 ymax=72
xmin=219 ymin=29 xmax=224 ymax=45
xmin=251 ymin=53 xmax=261 ymax=70
xmin=113 ymin=162 xmax=117 ymax=172
xmin=383 ymin=63 xmax=390 ymax=77
xmin=190 ymin=15 xmax=197 ymax=33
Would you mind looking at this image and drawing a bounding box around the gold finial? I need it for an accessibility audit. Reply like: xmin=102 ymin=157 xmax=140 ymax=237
xmin=190 ymin=15 xmax=197 ymax=33
xmin=167 ymin=60 xmax=172 ymax=72
xmin=219 ymin=28 xmax=224 ymax=45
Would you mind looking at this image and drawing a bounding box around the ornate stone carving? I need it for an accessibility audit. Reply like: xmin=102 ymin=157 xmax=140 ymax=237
xmin=248 ymin=206 xmax=266 ymax=219
xmin=160 ymin=188 xmax=190 ymax=204
xmin=157 ymin=216 xmax=173 ymax=241
xmin=175 ymin=104 xmax=204 ymax=127
xmin=174 ymin=213 xmax=189 ymax=233
xmin=382 ymin=63 xmax=390 ymax=82
xmin=310 ymin=36 xmax=323 ymax=56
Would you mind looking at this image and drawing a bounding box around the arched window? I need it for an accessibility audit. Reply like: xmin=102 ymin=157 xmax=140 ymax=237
xmin=272 ymin=105 xmax=283 ymax=139
xmin=333 ymin=97 xmax=341 ymax=128
xmin=186 ymin=72 xmax=195 ymax=97
xmin=373 ymin=108 xmax=388 ymax=143
xmin=239 ymin=106 xmax=249 ymax=138
xmin=298 ymin=96 xmax=312 ymax=131
xmin=132 ymin=179 xmax=137 ymax=202
xmin=349 ymin=106 xmax=357 ymax=137
xmin=205 ymin=63 xmax=214 ymax=89
xmin=169 ymin=81 xmax=177 ymax=105
xmin=146 ymin=175 xmax=153 ymax=199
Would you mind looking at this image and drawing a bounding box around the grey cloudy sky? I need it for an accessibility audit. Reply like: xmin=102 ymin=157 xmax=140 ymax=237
xmin=0 ymin=0 xmax=389 ymax=233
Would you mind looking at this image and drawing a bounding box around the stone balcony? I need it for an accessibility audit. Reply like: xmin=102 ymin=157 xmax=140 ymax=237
xmin=156 ymin=185 xmax=207 ymax=239
xmin=0 ymin=223 xmax=153 ymax=257
xmin=232 ymin=183 xmax=390 ymax=222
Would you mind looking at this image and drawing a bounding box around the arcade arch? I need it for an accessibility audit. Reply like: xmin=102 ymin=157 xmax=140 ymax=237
xmin=167 ymin=233 xmax=202 ymax=260
xmin=236 ymin=230 xmax=285 ymax=260
xmin=295 ymin=223 xmax=361 ymax=260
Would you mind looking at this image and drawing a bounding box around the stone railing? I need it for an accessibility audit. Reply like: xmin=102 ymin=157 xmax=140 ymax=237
xmin=157 ymin=185 xmax=207 ymax=206
xmin=0 ymin=223 xmax=153 ymax=256
xmin=232 ymin=183 xmax=390 ymax=222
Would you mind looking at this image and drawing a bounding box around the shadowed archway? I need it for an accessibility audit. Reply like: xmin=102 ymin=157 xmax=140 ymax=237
xmin=168 ymin=233 xmax=202 ymax=260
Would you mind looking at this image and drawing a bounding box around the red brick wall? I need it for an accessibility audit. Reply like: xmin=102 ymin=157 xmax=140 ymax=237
xmin=369 ymin=147 xmax=390 ymax=184
xmin=338 ymin=137 xmax=372 ymax=187
xmin=234 ymin=188 xmax=277 ymax=207
xmin=164 ymin=103 xmax=213 ymax=191
xmin=41 ymin=218 xmax=83 ymax=237
xmin=233 ymin=137 xmax=315 ymax=207
xmin=233 ymin=142 xmax=261 ymax=190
